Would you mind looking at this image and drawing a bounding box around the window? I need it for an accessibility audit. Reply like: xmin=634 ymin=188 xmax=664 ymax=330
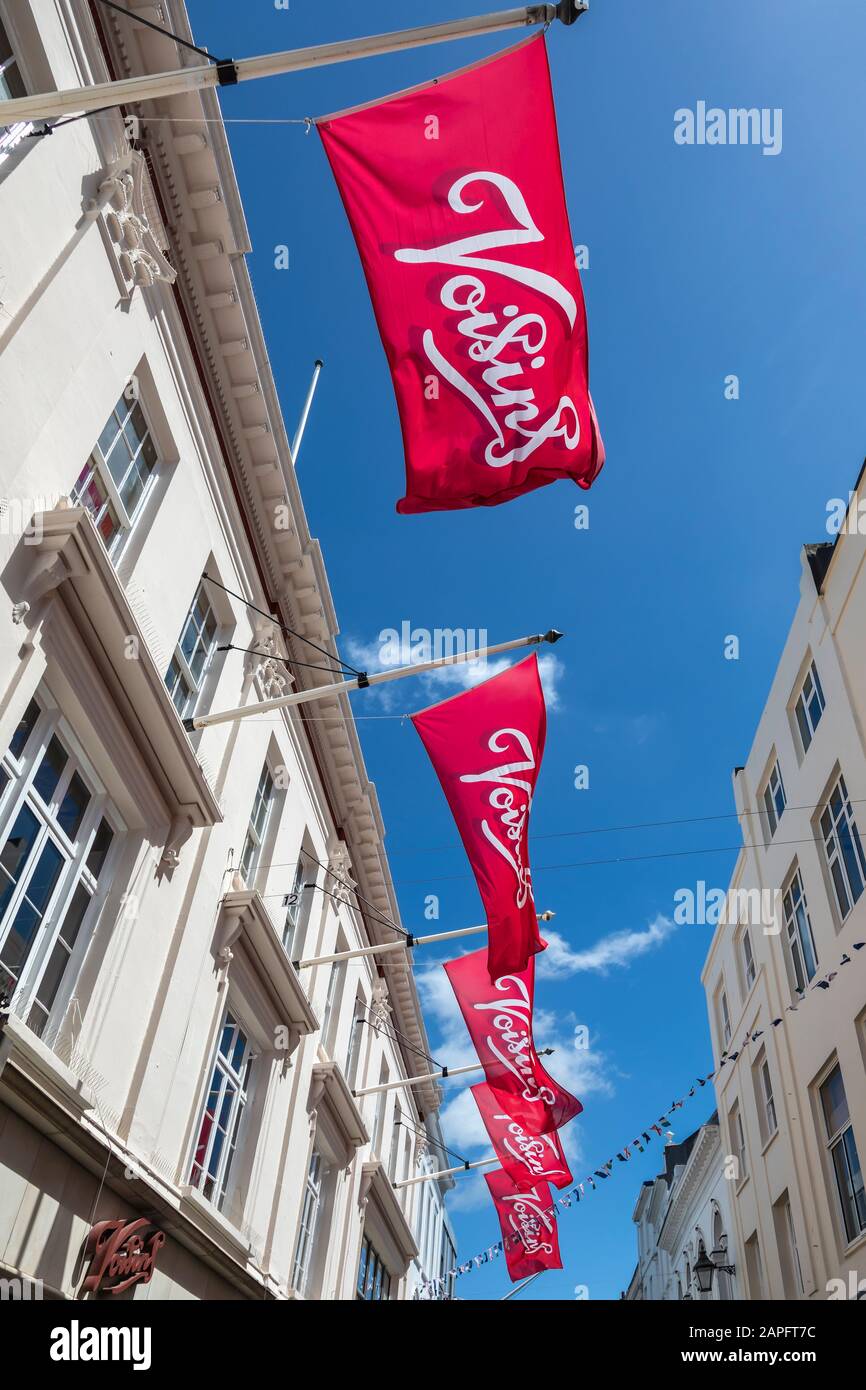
xmin=371 ymin=1061 xmax=388 ymax=1157
xmin=356 ymin=1235 xmax=391 ymax=1301
xmin=0 ymin=697 xmax=117 ymax=1036
xmin=819 ymin=1063 xmax=866 ymax=1244
xmin=761 ymin=760 xmax=786 ymax=838
xmin=820 ymin=774 xmax=866 ymax=921
xmin=283 ymin=844 xmax=316 ymax=959
xmin=773 ymin=1193 xmax=804 ymax=1298
xmin=165 ymin=582 xmax=219 ymax=718
xmin=70 ymin=393 xmax=158 ymax=558
xmin=782 ymin=867 xmax=818 ymax=992
xmin=189 ymin=1013 xmax=252 ymax=1211
xmin=744 ymin=1232 xmax=765 ymax=1298
xmin=794 ymin=660 xmax=825 ymax=755
xmin=0 ymin=17 xmax=32 ymax=162
xmin=320 ymin=954 xmax=345 ymax=1057
xmin=239 ymin=764 xmax=274 ymax=884
xmin=345 ymin=993 xmax=367 ymax=1086
xmin=729 ymin=1100 xmax=747 ymax=1180
xmin=741 ymin=930 xmax=756 ymax=990
xmin=753 ymin=1048 xmax=777 ymax=1143
xmin=389 ymin=1102 xmax=403 ymax=1181
xmin=292 ymin=1151 xmax=325 ymax=1295
xmin=719 ymin=989 xmax=732 ymax=1049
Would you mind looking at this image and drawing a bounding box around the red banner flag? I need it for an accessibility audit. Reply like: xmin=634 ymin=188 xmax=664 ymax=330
xmin=472 ymin=1083 xmax=573 ymax=1190
xmin=444 ymin=947 xmax=582 ymax=1133
xmin=318 ymin=36 xmax=604 ymax=514
xmin=412 ymin=654 xmax=546 ymax=980
xmin=485 ymin=1168 xmax=562 ymax=1281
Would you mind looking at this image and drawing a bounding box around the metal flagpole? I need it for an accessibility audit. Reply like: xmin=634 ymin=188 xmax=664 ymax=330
xmin=501 ymin=1270 xmax=546 ymax=1299
xmin=183 ymin=629 xmax=562 ymax=731
xmin=296 ymin=911 xmax=555 ymax=969
xmin=0 ymin=4 xmax=589 ymax=126
xmin=291 ymin=359 xmax=323 ymax=464
xmin=352 ymin=1049 xmax=554 ymax=1099
xmin=394 ymin=1155 xmax=499 ymax=1189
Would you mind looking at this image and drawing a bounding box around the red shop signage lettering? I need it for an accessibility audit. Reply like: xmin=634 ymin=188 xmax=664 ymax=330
xmin=81 ymin=1218 xmax=166 ymax=1296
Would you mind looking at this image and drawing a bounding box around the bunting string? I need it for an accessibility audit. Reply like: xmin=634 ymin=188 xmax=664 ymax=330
xmin=418 ymin=939 xmax=865 ymax=1297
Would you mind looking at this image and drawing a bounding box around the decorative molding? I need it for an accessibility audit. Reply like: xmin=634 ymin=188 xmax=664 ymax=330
xmin=217 ymin=890 xmax=318 ymax=1044
xmin=20 ymin=506 xmax=222 ymax=845
xmin=99 ymin=150 xmax=176 ymax=294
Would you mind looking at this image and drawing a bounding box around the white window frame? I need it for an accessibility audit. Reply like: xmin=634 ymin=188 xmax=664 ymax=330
xmin=164 ymin=579 xmax=220 ymax=719
xmin=730 ymin=1100 xmax=747 ymax=1180
xmin=741 ymin=929 xmax=756 ymax=990
xmin=820 ymin=773 xmax=866 ymax=922
xmin=189 ymin=1010 xmax=253 ymax=1212
xmin=292 ymin=1150 xmax=325 ymax=1295
xmin=793 ymin=659 xmax=825 ymax=756
xmin=371 ymin=1061 xmax=389 ymax=1157
xmin=239 ymin=763 xmax=275 ymax=885
xmin=356 ymin=1234 xmax=392 ymax=1301
xmin=320 ymin=950 xmax=345 ymax=1057
xmin=719 ymin=988 xmax=732 ymax=1049
xmin=819 ymin=1062 xmax=866 ymax=1246
xmin=761 ymin=759 xmax=786 ymax=839
xmin=754 ymin=1050 xmax=777 ymax=1141
xmin=283 ymin=844 xmax=317 ymax=959
xmin=345 ymin=992 xmax=367 ymax=1086
xmin=783 ymin=1197 xmax=805 ymax=1295
xmin=70 ymin=391 xmax=160 ymax=561
xmin=0 ymin=15 xmax=34 ymax=164
xmin=0 ymin=695 xmax=120 ymax=1037
xmin=782 ymin=866 xmax=818 ymax=993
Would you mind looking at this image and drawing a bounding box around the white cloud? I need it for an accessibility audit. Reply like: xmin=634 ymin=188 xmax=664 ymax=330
xmin=536 ymin=914 xmax=678 ymax=979
xmin=416 ymin=957 xmax=614 ymax=1190
xmin=343 ymin=636 xmax=563 ymax=711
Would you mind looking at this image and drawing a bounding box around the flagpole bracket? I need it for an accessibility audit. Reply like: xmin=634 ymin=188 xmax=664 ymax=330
xmin=557 ymin=0 xmax=589 ymax=24
xmin=216 ymin=60 xmax=239 ymax=86
xmin=356 ymin=671 xmax=370 ymax=689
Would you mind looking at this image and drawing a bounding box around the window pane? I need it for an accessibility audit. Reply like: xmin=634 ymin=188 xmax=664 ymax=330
xmin=843 ymin=1130 xmax=866 ymax=1233
xmin=85 ymin=819 xmax=114 ymax=877
xmin=838 ymin=819 xmax=866 ymax=905
xmin=8 ymin=699 xmax=40 ymax=760
xmin=830 ymin=859 xmax=851 ymax=919
xmin=31 ymin=884 xmax=91 ymax=1024
xmin=0 ymin=838 xmax=64 ymax=978
xmin=97 ymin=407 xmax=123 ymax=460
xmin=33 ymin=737 xmax=68 ymax=804
xmin=821 ymin=1066 xmax=850 ymax=1139
xmin=795 ymin=698 xmax=811 ymax=753
xmin=219 ymin=1020 xmax=236 ymax=1059
xmin=794 ymin=902 xmax=817 ymax=979
xmin=832 ymin=1139 xmax=860 ymax=1242
xmin=0 ymin=804 xmax=40 ymax=920
xmin=57 ymin=771 xmax=90 ymax=840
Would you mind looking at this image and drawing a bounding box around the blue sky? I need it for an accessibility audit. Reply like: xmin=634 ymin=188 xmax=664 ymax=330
xmin=189 ymin=0 xmax=866 ymax=1298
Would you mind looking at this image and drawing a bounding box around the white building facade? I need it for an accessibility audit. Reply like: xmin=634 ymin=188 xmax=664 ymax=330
xmin=702 ymin=475 xmax=866 ymax=1301
xmin=626 ymin=1118 xmax=739 ymax=1302
xmin=0 ymin=0 xmax=454 ymax=1301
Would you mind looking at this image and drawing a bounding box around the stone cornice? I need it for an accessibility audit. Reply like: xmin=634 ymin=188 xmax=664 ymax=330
xmin=91 ymin=1 xmax=440 ymax=1113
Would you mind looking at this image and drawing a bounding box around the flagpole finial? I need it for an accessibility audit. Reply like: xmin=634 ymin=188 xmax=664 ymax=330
xmin=543 ymin=629 xmax=564 ymax=644
xmin=539 ymin=910 xmax=555 ymax=922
